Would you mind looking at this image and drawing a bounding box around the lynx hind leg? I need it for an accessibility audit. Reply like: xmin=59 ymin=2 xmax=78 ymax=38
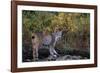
xmin=33 ymin=49 xmax=36 ymax=61
xmin=33 ymin=48 xmax=38 ymax=61
xmin=35 ymin=48 xmax=38 ymax=61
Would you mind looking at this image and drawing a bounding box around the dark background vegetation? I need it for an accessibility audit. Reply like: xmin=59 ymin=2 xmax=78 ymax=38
xmin=22 ymin=10 xmax=90 ymax=62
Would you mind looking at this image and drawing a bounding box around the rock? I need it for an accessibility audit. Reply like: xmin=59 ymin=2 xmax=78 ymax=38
xmin=25 ymin=59 xmax=32 ymax=62
xmin=38 ymin=48 xmax=50 ymax=59
xmin=56 ymin=55 xmax=72 ymax=60
xmin=84 ymin=57 xmax=88 ymax=59
xmin=72 ymin=56 xmax=80 ymax=60
xmin=56 ymin=55 xmax=83 ymax=61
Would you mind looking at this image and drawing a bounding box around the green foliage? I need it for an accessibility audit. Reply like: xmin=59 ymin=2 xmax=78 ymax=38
xmin=22 ymin=10 xmax=90 ymax=50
